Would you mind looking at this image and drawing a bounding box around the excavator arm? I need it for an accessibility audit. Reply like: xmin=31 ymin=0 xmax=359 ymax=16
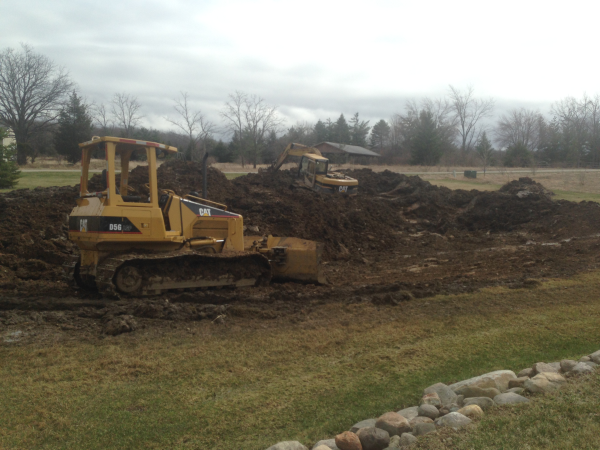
xmin=271 ymin=143 xmax=322 ymax=171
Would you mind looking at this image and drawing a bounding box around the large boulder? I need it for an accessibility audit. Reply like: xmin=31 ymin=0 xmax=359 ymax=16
xmin=560 ymin=360 xmax=578 ymax=373
xmin=434 ymin=412 xmax=472 ymax=429
xmin=531 ymin=362 xmax=559 ymax=376
xmin=423 ymin=382 xmax=458 ymax=407
xmin=398 ymin=433 xmax=417 ymax=447
xmin=334 ymin=431 xmax=361 ymax=450
xmin=413 ymin=422 xmax=437 ymax=436
xmin=590 ymin=350 xmax=600 ymax=364
xmin=449 ymin=370 xmax=516 ymax=392
xmin=409 ymin=416 xmax=433 ymax=427
xmin=455 ymin=385 xmax=501 ymax=399
xmin=463 ymin=397 xmax=495 ymax=411
xmin=375 ymin=412 xmax=411 ymax=437
xmin=313 ymin=439 xmax=339 ymax=450
xmin=524 ymin=372 xmax=566 ymax=393
xmin=457 ymin=404 xmax=484 ymax=419
xmin=350 ymin=419 xmax=377 ymax=433
xmin=508 ymin=377 xmax=529 ymax=389
xmin=356 ymin=427 xmax=390 ymax=450
xmin=517 ymin=368 xmax=534 ymax=378
xmin=267 ymin=442 xmax=308 ymax=450
xmin=417 ymin=404 xmax=439 ymax=420
xmin=315 ymin=446 xmax=335 ymax=450
xmin=396 ymin=406 xmax=418 ymax=421
xmin=419 ymin=392 xmax=441 ymax=408
xmin=564 ymin=362 xmax=594 ymax=377
xmin=493 ymin=392 xmax=530 ymax=405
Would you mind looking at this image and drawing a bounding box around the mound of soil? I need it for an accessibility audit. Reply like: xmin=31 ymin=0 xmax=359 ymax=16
xmin=0 ymin=186 xmax=78 ymax=288
xmin=88 ymin=160 xmax=236 ymax=203
xmin=499 ymin=177 xmax=554 ymax=198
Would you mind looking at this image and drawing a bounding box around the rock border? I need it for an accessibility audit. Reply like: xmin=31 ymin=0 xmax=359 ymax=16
xmin=265 ymin=350 xmax=600 ymax=450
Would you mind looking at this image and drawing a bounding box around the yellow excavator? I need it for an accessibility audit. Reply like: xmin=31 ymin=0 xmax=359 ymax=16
xmin=65 ymin=136 xmax=325 ymax=297
xmin=271 ymin=143 xmax=358 ymax=194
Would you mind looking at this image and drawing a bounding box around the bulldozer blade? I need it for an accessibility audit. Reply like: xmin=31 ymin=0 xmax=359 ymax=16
xmin=248 ymin=236 xmax=326 ymax=284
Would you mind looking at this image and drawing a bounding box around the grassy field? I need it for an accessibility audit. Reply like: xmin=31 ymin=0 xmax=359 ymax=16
xmin=0 ymin=172 xmax=246 ymax=193
xmin=2 ymin=272 xmax=600 ymax=449
xmin=0 ymin=172 xmax=82 ymax=192
xmin=428 ymin=178 xmax=600 ymax=202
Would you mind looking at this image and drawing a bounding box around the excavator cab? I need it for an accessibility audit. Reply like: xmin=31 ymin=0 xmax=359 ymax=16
xmin=66 ymin=136 xmax=325 ymax=296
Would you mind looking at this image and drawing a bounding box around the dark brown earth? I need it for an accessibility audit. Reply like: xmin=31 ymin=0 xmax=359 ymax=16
xmin=2 ymin=160 xmax=600 ymax=338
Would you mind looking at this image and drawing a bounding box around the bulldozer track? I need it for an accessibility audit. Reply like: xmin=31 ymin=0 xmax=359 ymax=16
xmin=94 ymin=251 xmax=272 ymax=298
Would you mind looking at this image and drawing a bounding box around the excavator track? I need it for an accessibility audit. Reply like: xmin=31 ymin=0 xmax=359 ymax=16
xmin=94 ymin=251 xmax=272 ymax=298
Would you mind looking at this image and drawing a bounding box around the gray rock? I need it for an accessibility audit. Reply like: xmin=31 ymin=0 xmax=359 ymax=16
xmin=456 ymin=395 xmax=464 ymax=406
xmin=449 ymin=404 xmax=461 ymax=413
xmin=419 ymin=392 xmax=441 ymax=407
xmin=423 ymin=382 xmax=458 ymax=407
xmin=398 ymin=433 xmax=417 ymax=447
xmin=565 ymin=362 xmax=594 ymax=377
xmin=413 ymin=422 xmax=437 ymax=436
xmin=385 ymin=435 xmax=402 ymax=449
xmin=314 ymin=446 xmax=334 ymax=450
xmin=409 ymin=416 xmax=433 ymax=428
xmin=312 ymin=439 xmax=338 ymax=450
xmin=434 ymin=412 xmax=472 ymax=429
xmin=267 ymin=442 xmax=308 ymax=450
xmin=493 ymin=392 xmax=530 ymax=405
xmin=524 ymin=372 xmax=566 ymax=393
xmin=590 ymin=350 xmax=600 ymax=364
xmin=456 ymin=385 xmax=501 ymax=399
xmin=580 ymin=356 xmax=591 ymax=362
xmin=449 ymin=370 xmax=516 ymax=392
xmin=548 ymin=362 xmax=561 ymax=372
xmin=517 ymin=368 xmax=534 ymax=378
xmin=584 ymin=361 xmax=598 ymax=368
xmin=505 ymin=387 xmax=524 ymax=395
xmin=375 ymin=412 xmax=411 ymax=437
xmin=560 ymin=359 xmax=578 ymax=373
xmin=350 ymin=418 xmax=377 ymax=433
xmin=356 ymin=427 xmax=390 ymax=450
xmin=396 ymin=406 xmax=419 ymax=421
xmin=417 ymin=404 xmax=439 ymax=420
xmin=463 ymin=397 xmax=496 ymax=411
xmin=532 ymin=362 xmax=559 ymax=376
xmin=508 ymin=377 xmax=528 ymax=389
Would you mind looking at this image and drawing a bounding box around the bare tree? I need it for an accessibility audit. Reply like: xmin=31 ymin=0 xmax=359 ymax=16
xmin=166 ymin=92 xmax=216 ymax=161
xmin=448 ymin=85 xmax=495 ymax=156
xmin=111 ymin=93 xmax=142 ymax=138
xmin=0 ymin=44 xmax=73 ymax=164
xmin=92 ymin=103 xmax=114 ymax=136
xmin=551 ymin=96 xmax=590 ymax=167
xmin=221 ymin=91 xmax=284 ymax=167
xmin=495 ymin=108 xmax=542 ymax=151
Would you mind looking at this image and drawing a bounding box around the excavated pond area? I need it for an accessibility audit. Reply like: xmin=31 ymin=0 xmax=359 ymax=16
xmin=2 ymin=160 xmax=600 ymax=337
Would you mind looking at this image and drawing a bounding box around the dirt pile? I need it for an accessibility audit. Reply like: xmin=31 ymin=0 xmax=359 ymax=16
xmin=0 ymin=186 xmax=77 ymax=289
xmin=499 ymin=177 xmax=554 ymax=198
xmin=88 ymin=160 xmax=236 ymax=202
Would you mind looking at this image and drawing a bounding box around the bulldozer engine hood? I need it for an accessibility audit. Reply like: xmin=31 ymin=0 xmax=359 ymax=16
xmin=182 ymin=199 xmax=240 ymax=218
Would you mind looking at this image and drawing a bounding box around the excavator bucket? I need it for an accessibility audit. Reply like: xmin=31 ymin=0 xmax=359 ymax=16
xmin=245 ymin=236 xmax=327 ymax=284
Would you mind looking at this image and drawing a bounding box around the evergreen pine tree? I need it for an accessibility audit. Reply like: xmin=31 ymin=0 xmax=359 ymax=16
xmin=0 ymin=128 xmax=20 ymax=188
xmin=475 ymin=131 xmax=494 ymax=175
xmin=410 ymin=111 xmax=442 ymax=165
xmin=349 ymin=113 xmax=370 ymax=146
xmin=370 ymin=119 xmax=391 ymax=151
xmin=333 ymin=114 xmax=351 ymax=144
xmin=54 ymin=91 xmax=93 ymax=163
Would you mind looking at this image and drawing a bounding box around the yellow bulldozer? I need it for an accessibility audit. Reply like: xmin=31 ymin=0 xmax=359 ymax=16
xmin=271 ymin=143 xmax=358 ymax=194
xmin=65 ymin=136 xmax=325 ymax=297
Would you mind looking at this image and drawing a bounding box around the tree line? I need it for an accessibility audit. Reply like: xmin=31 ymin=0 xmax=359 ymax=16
xmin=1 ymin=44 xmax=600 ymax=169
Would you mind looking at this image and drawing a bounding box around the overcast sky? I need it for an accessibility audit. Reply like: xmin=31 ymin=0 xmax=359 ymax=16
xmin=2 ymin=0 xmax=599 ymax=136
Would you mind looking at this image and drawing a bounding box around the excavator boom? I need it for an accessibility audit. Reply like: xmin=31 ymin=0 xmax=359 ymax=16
xmin=271 ymin=143 xmax=322 ymax=171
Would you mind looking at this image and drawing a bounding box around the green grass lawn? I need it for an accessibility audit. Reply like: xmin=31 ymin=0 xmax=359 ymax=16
xmin=2 ymin=272 xmax=600 ymax=449
xmin=429 ymin=178 xmax=600 ymax=203
xmin=0 ymin=171 xmax=81 ymax=192
xmin=224 ymin=172 xmax=247 ymax=180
